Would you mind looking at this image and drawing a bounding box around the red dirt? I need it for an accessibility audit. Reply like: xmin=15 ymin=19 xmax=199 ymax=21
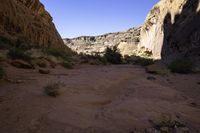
xmin=0 ymin=64 xmax=200 ymax=133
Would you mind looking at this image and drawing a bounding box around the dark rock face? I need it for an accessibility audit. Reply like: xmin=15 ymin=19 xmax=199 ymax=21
xmin=162 ymin=0 xmax=200 ymax=58
xmin=139 ymin=0 xmax=200 ymax=59
xmin=0 ymin=0 xmax=65 ymax=48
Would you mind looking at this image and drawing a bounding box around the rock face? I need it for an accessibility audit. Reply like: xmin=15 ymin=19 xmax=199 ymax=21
xmin=139 ymin=0 xmax=200 ymax=59
xmin=0 ymin=0 xmax=65 ymax=48
xmin=64 ymin=27 xmax=140 ymax=56
xmin=64 ymin=0 xmax=200 ymax=59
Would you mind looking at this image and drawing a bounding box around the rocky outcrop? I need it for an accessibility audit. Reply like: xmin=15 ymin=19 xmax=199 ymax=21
xmin=0 ymin=0 xmax=65 ymax=48
xmin=139 ymin=0 xmax=200 ymax=59
xmin=64 ymin=27 xmax=140 ymax=56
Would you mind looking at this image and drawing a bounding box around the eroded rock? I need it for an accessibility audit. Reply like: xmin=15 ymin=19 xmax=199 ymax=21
xmin=139 ymin=0 xmax=200 ymax=59
xmin=11 ymin=60 xmax=34 ymax=69
xmin=64 ymin=27 xmax=141 ymax=56
xmin=0 ymin=0 xmax=68 ymax=49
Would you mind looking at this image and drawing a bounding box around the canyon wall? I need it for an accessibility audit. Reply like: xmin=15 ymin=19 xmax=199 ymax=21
xmin=139 ymin=0 xmax=200 ymax=59
xmin=0 ymin=0 xmax=65 ymax=48
xmin=64 ymin=27 xmax=140 ymax=56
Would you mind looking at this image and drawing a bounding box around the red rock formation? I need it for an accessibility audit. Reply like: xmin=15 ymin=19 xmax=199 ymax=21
xmin=0 ymin=0 xmax=66 ymax=48
xmin=139 ymin=0 xmax=200 ymax=59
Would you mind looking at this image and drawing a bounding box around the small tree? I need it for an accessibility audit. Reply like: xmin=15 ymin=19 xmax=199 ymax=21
xmin=104 ymin=46 xmax=122 ymax=64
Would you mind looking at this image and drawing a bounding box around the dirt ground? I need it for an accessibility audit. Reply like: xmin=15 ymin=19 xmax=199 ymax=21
xmin=0 ymin=64 xmax=200 ymax=133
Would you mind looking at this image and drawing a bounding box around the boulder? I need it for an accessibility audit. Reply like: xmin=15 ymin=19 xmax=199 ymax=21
xmin=39 ymin=69 xmax=50 ymax=74
xmin=11 ymin=60 xmax=34 ymax=69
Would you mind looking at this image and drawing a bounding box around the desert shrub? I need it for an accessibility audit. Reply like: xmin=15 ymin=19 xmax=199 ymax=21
xmin=45 ymin=47 xmax=70 ymax=60
xmin=79 ymin=53 xmax=107 ymax=65
xmin=156 ymin=68 xmax=170 ymax=76
xmin=36 ymin=60 xmax=47 ymax=68
xmin=104 ymin=46 xmax=122 ymax=64
xmin=0 ymin=36 xmax=13 ymax=49
xmin=62 ymin=61 xmax=74 ymax=69
xmin=44 ymin=82 xmax=64 ymax=97
xmin=7 ymin=48 xmax=31 ymax=62
xmin=168 ymin=58 xmax=193 ymax=74
xmin=141 ymin=50 xmax=153 ymax=57
xmin=0 ymin=66 xmax=5 ymax=79
xmin=153 ymin=114 xmax=186 ymax=130
xmin=134 ymin=57 xmax=155 ymax=66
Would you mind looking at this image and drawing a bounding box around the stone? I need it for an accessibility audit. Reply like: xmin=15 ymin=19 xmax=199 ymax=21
xmin=179 ymin=127 xmax=190 ymax=133
xmin=5 ymin=78 xmax=25 ymax=84
xmin=147 ymin=76 xmax=156 ymax=80
xmin=11 ymin=60 xmax=33 ymax=69
xmin=160 ymin=127 xmax=170 ymax=133
xmin=39 ymin=69 xmax=50 ymax=74
xmin=146 ymin=64 xmax=162 ymax=74
xmin=36 ymin=59 xmax=47 ymax=68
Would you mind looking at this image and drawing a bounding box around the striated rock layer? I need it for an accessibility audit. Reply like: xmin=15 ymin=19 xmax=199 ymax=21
xmin=0 ymin=0 xmax=65 ymax=48
xmin=64 ymin=27 xmax=141 ymax=56
xmin=139 ymin=0 xmax=200 ymax=59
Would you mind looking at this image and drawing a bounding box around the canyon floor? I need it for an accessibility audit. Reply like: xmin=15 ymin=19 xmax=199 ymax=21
xmin=0 ymin=64 xmax=200 ymax=133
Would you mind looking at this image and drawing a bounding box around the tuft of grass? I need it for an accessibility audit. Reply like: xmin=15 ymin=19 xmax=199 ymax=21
xmin=44 ymin=82 xmax=64 ymax=97
xmin=153 ymin=114 xmax=186 ymax=130
xmin=0 ymin=66 xmax=5 ymax=79
xmin=7 ymin=48 xmax=31 ymax=62
xmin=168 ymin=59 xmax=193 ymax=74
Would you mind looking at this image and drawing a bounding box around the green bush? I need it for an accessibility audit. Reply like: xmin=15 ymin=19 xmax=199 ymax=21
xmin=104 ymin=46 xmax=122 ymax=64
xmin=79 ymin=53 xmax=107 ymax=65
xmin=44 ymin=82 xmax=63 ymax=97
xmin=7 ymin=48 xmax=31 ymax=62
xmin=45 ymin=47 xmax=70 ymax=60
xmin=62 ymin=61 xmax=73 ymax=69
xmin=134 ymin=57 xmax=155 ymax=66
xmin=36 ymin=60 xmax=47 ymax=68
xmin=0 ymin=66 xmax=5 ymax=79
xmin=0 ymin=36 xmax=13 ymax=49
xmin=168 ymin=59 xmax=193 ymax=74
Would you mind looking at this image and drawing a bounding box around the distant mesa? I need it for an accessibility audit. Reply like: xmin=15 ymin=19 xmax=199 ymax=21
xmin=64 ymin=27 xmax=141 ymax=57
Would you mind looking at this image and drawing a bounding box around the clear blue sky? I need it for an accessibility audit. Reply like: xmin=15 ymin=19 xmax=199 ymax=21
xmin=40 ymin=0 xmax=159 ymax=38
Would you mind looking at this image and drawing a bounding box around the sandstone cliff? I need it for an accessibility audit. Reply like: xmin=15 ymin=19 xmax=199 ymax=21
xmin=139 ymin=0 xmax=200 ymax=59
xmin=0 ymin=0 xmax=65 ymax=48
xmin=64 ymin=27 xmax=140 ymax=56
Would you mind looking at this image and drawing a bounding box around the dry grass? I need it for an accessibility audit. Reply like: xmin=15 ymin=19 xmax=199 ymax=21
xmin=44 ymin=82 xmax=64 ymax=97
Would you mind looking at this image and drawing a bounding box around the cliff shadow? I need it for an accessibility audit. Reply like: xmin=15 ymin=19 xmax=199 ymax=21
xmin=161 ymin=0 xmax=200 ymax=60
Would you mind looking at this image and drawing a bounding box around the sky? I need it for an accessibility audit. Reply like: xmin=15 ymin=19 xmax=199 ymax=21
xmin=40 ymin=0 xmax=159 ymax=38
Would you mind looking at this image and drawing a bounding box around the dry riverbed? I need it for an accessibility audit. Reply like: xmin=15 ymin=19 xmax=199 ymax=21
xmin=0 ymin=64 xmax=200 ymax=133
